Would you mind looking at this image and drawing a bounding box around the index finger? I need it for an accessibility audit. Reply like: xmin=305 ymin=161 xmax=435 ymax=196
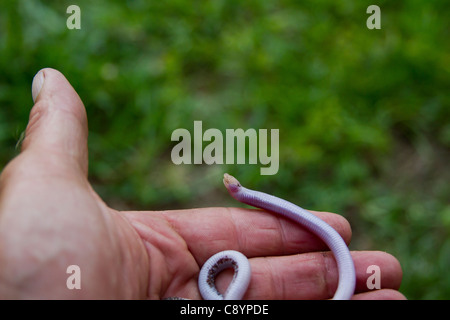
xmin=160 ymin=207 xmax=352 ymax=264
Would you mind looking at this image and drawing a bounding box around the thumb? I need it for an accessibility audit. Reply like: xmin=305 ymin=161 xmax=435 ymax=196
xmin=21 ymin=68 xmax=89 ymax=176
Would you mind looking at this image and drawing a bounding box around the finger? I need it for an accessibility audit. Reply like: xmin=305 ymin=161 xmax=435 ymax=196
xmin=21 ymin=68 xmax=89 ymax=177
xmin=353 ymin=251 xmax=403 ymax=293
xmin=351 ymin=289 xmax=407 ymax=300
xmin=229 ymin=251 xmax=403 ymax=299
xmin=128 ymin=207 xmax=352 ymax=263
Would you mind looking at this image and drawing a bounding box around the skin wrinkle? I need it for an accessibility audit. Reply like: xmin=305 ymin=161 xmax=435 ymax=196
xmin=236 ymin=209 xmax=307 ymax=256
xmin=25 ymin=108 xmax=42 ymax=136
xmin=161 ymin=211 xmax=205 ymax=270
xmin=164 ymin=208 xmax=237 ymax=264
xmin=108 ymin=210 xmax=146 ymax=297
xmin=162 ymin=209 xmax=245 ymax=298
xmin=268 ymin=209 xmax=350 ymax=254
xmin=246 ymin=252 xmax=338 ymax=300
xmin=255 ymin=209 xmax=292 ymax=256
xmin=24 ymin=100 xmax=45 ymax=141
xmin=162 ymin=246 xmax=199 ymax=298
xmin=267 ymin=258 xmax=283 ymax=299
xmin=293 ymin=254 xmax=321 ymax=299
xmin=276 ymin=216 xmax=319 ymax=255
xmin=128 ymin=218 xmax=164 ymax=299
xmin=143 ymin=241 xmax=164 ymax=299
xmin=19 ymin=149 xmax=88 ymax=183
xmin=316 ymin=252 xmax=337 ymax=299
xmin=3 ymin=154 xmax=86 ymax=196
xmin=246 ymin=257 xmax=274 ymax=299
xmin=226 ymin=208 xmax=277 ymax=257
xmin=227 ymin=207 xmax=245 ymax=254
xmin=266 ymin=256 xmax=284 ymax=299
xmin=321 ymin=252 xmax=337 ymax=299
xmin=128 ymin=212 xmax=198 ymax=298
xmin=165 ymin=269 xmax=199 ymax=299
xmin=234 ymin=209 xmax=291 ymax=257
xmin=28 ymin=110 xmax=87 ymax=156
xmin=163 ymin=208 xmax=248 ymax=297
xmin=273 ymin=212 xmax=289 ymax=256
xmin=253 ymin=210 xmax=316 ymax=255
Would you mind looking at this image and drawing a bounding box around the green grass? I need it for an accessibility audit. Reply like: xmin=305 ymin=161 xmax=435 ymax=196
xmin=1 ymin=0 xmax=449 ymax=299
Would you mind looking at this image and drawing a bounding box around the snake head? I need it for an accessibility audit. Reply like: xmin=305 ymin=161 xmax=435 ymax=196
xmin=223 ymin=173 xmax=241 ymax=194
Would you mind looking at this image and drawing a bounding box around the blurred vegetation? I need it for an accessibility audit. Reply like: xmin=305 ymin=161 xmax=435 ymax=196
xmin=0 ymin=0 xmax=449 ymax=299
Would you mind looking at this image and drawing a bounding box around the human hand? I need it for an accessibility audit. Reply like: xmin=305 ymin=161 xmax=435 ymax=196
xmin=0 ymin=68 xmax=404 ymax=299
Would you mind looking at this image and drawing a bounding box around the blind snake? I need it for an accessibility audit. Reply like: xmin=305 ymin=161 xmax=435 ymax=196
xmin=197 ymin=173 xmax=356 ymax=300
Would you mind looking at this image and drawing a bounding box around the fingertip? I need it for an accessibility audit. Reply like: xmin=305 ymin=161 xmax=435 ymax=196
xmin=22 ymin=68 xmax=89 ymax=176
xmin=353 ymin=251 xmax=403 ymax=292
xmin=31 ymin=68 xmax=67 ymax=103
xmin=351 ymin=288 xmax=407 ymax=300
